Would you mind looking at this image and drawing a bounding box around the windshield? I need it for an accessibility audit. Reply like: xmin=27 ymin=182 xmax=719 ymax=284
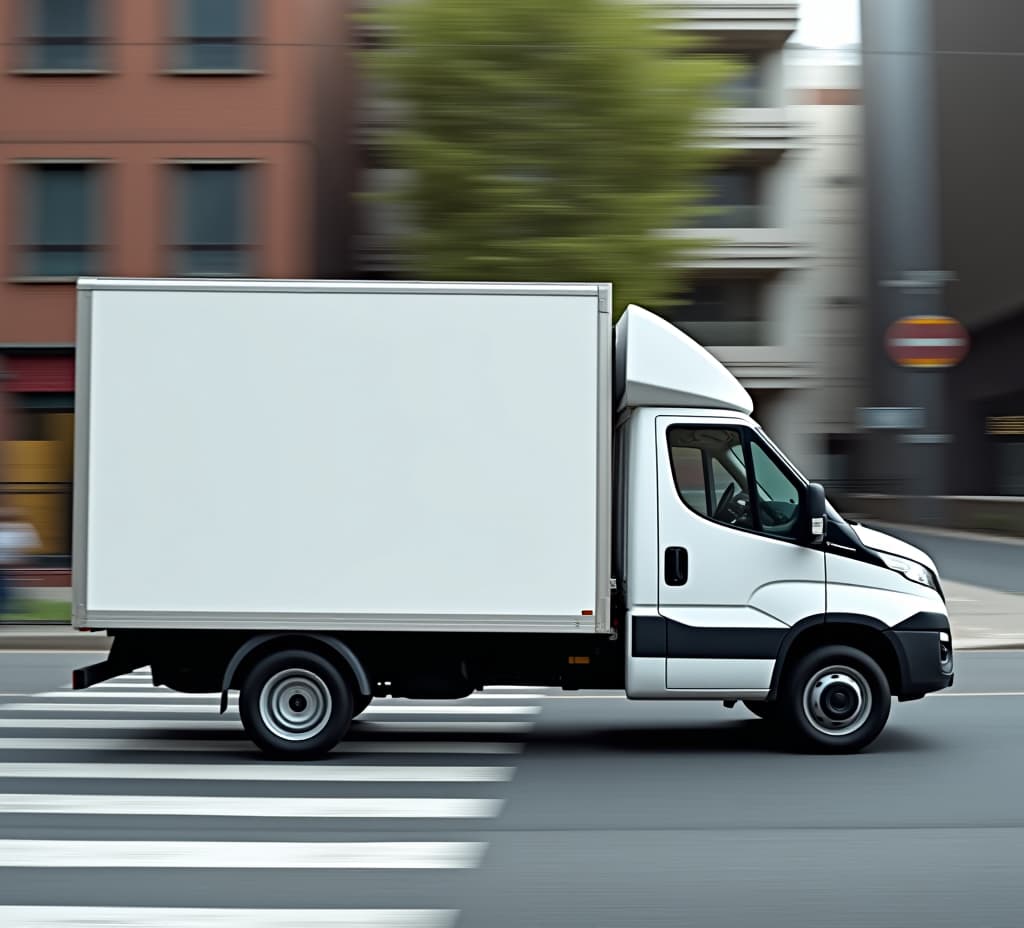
xmin=751 ymin=427 xmax=855 ymax=535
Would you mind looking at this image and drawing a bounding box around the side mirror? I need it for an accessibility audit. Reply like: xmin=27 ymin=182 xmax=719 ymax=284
xmin=804 ymin=483 xmax=827 ymax=546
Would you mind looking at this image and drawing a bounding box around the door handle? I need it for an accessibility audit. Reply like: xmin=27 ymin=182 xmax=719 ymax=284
xmin=664 ymin=547 xmax=688 ymax=586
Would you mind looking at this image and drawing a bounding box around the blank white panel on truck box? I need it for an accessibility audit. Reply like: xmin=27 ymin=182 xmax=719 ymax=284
xmin=74 ymin=280 xmax=612 ymax=633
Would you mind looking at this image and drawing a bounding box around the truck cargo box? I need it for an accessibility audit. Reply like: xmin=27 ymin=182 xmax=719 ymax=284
xmin=73 ymin=279 xmax=612 ymax=634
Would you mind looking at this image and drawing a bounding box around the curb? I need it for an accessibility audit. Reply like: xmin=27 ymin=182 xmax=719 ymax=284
xmin=0 ymin=630 xmax=109 ymax=651
xmin=954 ymin=641 xmax=1024 ymax=652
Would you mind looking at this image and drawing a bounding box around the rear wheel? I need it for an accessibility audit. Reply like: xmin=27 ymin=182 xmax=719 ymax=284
xmin=239 ymin=649 xmax=352 ymax=759
xmin=779 ymin=645 xmax=891 ymax=754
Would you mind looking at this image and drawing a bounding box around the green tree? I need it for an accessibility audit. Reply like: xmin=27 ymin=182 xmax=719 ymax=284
xmin=364 ymin=0 xmax=735 ymax=316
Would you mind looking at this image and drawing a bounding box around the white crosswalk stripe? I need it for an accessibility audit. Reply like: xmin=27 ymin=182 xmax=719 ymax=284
xmin=0 ymin=794 xmax=505 ymax=818
xmin=2 ymin=702 xmax=541 ymax=715
xmin=0 ymin=670 xmax=547 ymax=924
xmin=0 ymin=839 xmax=488 ymax=868
xmin=43 ymin=689 xmax=549 ymax=702
xmin=0 ymin=736 xmax=523 ymax=754
xmin=0 ymin=761 xmax=514 ymax=782
xmin=0 ymin=907 xmax=458 ymax=927
xmin=0 ymin=717 xmax=536 ymax=733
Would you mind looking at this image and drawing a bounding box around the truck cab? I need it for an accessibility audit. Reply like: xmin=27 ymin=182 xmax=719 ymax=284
xmin=616 ymin=305 xmax=953 ymax=751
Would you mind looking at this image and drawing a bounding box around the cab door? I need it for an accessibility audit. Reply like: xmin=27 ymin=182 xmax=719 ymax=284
xmin=655 ymin=418 xmax=825 ymax=695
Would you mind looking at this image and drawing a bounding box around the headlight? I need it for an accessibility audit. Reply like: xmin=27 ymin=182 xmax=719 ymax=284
xmin=878 ymin=552 xmax=939 ymax=591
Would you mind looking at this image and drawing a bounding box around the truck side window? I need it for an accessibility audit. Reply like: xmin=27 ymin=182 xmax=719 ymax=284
xmin=668 ymin=426 xmax=802 ymax=540
xmin=669 ymin=444 xmax=711 ymax=515
xmin=668 ymin=427 xmax=753 ymax=529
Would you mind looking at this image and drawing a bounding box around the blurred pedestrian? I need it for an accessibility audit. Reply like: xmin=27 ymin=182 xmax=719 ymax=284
xmin=0 ymin=510 xmax=40 ymax=616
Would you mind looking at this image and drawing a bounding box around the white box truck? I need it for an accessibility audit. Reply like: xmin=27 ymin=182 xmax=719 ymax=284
xmin=72 ymin=278 xmax=954 ymax=757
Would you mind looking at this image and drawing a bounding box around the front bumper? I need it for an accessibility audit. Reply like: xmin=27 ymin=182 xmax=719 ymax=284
xmin=887 ymin=612 xmax=955 ymax=699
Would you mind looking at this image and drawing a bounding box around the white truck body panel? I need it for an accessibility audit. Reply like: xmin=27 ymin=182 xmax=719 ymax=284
xmin=73 ymin=279 xmax=613 ymax=633
xmin=615 ymin=304 xmax=753 ymax=414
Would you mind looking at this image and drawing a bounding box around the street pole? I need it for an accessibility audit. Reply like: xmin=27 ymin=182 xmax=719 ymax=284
xmin=862 ymin=0 xmax=948 ymax=525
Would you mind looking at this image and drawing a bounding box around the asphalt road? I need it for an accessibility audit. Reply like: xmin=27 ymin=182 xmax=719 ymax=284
xmin=0 ymin=651 xmax=1022 ymax=927
xmin=866 ymin=521 xmax=1024 ymax=593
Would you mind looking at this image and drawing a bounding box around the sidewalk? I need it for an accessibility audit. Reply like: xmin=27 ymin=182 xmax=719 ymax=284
xmin=945 ymin=580 xmax=1024 ymax=649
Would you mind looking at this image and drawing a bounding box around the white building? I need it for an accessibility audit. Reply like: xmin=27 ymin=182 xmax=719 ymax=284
xmin=650 ymin=2 xmax=865 ymax=483
xmin=784 ymin=45 xmax=865 ymax=488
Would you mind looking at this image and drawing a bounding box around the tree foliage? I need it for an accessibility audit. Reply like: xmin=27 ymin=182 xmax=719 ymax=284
xmin=365 ymin=0 xmax=735 ymax=315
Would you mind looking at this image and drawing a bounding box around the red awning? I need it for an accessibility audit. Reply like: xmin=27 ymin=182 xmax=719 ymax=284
xmin=4 ymin=356 xmax=75 ymax=393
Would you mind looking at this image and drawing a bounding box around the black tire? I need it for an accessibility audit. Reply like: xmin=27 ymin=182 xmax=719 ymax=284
xmin=778 ymin=645 xmax=891 ymax=754
xmin=352 ymin=692 xmax=372 ymax=718
xmin=239 ymin=649 xmax=353 ymax=760
xmin=742 ymin=699 xmax=779 ymax=721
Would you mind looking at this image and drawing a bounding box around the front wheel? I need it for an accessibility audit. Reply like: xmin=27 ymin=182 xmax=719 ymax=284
xmin=239 ymin=649 xmax=353 ymax=760
xmin=779 ymin=645 xmax=891 ymax=754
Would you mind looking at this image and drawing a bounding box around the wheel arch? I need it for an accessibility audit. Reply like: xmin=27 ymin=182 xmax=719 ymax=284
xmin=769 ymin=614 xmax=904 ymax=700
xmin=220 ymin=633 xmax=371 ymax=713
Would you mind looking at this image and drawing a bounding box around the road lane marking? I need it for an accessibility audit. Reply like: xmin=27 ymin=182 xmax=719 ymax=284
xmin=0 ymin=762 xmax=514 ymax=782
xmin=0 ymin=736 xmax=523 ymax=754
xmin=935 ymin=691 xmax=1024 ymax=697
xmin=0 ymin=794 xmax=504 ymax=818
xmin=0 ymin=839 xmax=486 ymax=869
xmin=0 ymin=907 xmax=457 ymax=927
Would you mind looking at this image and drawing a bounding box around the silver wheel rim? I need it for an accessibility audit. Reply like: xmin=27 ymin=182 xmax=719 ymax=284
xmin=258 ymin=668 xmax=332 ymax=742
xmin=802 ymin=664 xmax=873 ymax=737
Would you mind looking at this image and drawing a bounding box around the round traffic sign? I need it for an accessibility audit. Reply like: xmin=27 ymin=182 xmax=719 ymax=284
xmin=884 ymin=315 xmax=969 ymax=369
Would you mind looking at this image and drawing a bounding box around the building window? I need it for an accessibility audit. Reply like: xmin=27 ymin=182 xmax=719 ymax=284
xmin=22 ymin=0 xmax=105 ymax=71
xmin=660 ymin=281 xmax=765 ymax=346
xmin=19 ymin=163 xmax=102 ymax=278
xmin=698 ymin=169 xmax=762 ymax=228
xmin=717 ymin=54 xmax=765 ymax=108
xmin=171 ymin=0 xmax=256 ymax=72
xmin=172 ymin=163 xmax=253 ymax=276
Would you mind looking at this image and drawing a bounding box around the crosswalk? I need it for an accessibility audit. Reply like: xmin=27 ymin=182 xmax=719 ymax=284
xmin=0 ymin=669 xmax=554 ymax=927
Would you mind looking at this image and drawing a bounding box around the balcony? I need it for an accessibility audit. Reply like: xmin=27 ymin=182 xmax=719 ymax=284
xmin=709 ymin=346 xmax=818 ymax=389
xmin=645 ymin=0 xmax=798 ymax=48
xmin=668 ymin=227 xmax=811 ymax=275
xmin=699 ymin=107 xmax=802 ymax=162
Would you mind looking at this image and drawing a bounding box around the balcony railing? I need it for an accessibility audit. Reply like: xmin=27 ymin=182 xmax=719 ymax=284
xmin=699 ymin=108 xmax=803 ymax=156
xmin=643 ymin=0 xmax=798 ymax=46
xmin=668 ymin=227 xmax=811 ymax=273
xmin=672 ymin=319 xmax=765 ymax=346
xmin=697 ymin=204 xmax=763 ymax=228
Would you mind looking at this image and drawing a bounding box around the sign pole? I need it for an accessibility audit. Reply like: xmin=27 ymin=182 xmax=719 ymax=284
xmin=863 ymin=0 xmax=948 ymax=526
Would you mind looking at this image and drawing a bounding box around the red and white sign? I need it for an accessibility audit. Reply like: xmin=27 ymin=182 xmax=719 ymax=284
xmin=884 ymin=315 xmax=969 ymax=369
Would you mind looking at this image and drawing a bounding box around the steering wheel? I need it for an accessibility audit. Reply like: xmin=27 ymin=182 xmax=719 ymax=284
xmin=714 ymin=484 xmax=751 ymax=525
xmin=713 ymin=484 xmax=736 ymax=520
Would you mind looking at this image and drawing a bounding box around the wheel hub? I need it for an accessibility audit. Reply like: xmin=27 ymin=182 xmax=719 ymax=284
xmin=259 ymin=668 xmax=332 ymax=742
xmin=803 ymin=666 xmax=872 ymax=737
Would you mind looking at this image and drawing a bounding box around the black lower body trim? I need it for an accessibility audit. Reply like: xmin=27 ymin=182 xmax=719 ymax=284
xmin=632 ymin=615 xmax=785 ymax=660
xmin=888 ymin=629 xmax=954 ymax=698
